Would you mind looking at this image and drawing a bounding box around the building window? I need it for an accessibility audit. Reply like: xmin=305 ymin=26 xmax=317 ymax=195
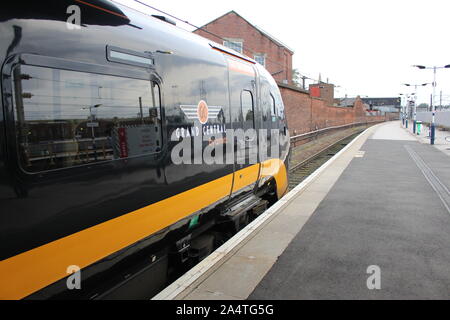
xmin=223 ymin=40 xmax=243 ymax=53
xmin=254 ymin=54 xmax=265 ymax=67
xmin=13 ymin=64 xmax=163 ymax=172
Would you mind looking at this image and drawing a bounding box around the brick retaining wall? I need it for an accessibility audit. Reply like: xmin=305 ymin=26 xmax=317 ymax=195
xmin=278 ymin=82 xmax=389 ymax=135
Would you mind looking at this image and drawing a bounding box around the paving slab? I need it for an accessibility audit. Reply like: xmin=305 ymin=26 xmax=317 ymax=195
xmin=371 ymin=121 xmax=416 ymax=141
xmin=194 ymin=255 xmax=277 ymax=299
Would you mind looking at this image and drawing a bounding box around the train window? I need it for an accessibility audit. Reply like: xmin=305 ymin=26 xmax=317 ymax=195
xmin=12 ymin=64 xmax=163 ymax=173
xmin=273 ymin=90 xmax=285 ymax=121
xmin=107 ymin=46 xmax=155 ymax=69
xmin=269 ymin=93 xmax=277 ymax=121
xmin=259 ymin=82 xmax=271 ymax=122
xmin=241 ymin=90 xmax=254 ymax=130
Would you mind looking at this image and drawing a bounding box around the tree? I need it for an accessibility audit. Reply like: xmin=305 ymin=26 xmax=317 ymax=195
xmin=292 ymin=69 xmax=301 ymax=88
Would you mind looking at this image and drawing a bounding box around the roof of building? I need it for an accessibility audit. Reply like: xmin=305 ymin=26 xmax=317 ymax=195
xmin=196 ymin=10 xmax=295 ymax=54
xmin=277 ymin=81 xmax=309 ymax=94
xmin=361 ymin=97 xmax=401 ymax=106
xmin=338 ymin=97 xmax=357 ymax=107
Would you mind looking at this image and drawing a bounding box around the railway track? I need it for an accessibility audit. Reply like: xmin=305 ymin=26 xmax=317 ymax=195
xmin=288 ymin=130 xmax=363 ymax=190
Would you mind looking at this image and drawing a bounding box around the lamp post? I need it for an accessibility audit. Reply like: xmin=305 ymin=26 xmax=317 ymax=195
xmin=82 ymin=104 xmax=102 ymax=161
xmin=399 ymin=94 xmax=405 ymax=126
xmin=413 ymin=65 xmax=450 ymax=144
xmin=403 ymin=83 xmax=430 ymax=133
xmin=399 ymin=93 xmax=414 ymax=128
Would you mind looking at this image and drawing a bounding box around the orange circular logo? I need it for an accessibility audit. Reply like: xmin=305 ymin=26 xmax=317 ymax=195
xmin=197 ymin=100 xmax=209 ymax=124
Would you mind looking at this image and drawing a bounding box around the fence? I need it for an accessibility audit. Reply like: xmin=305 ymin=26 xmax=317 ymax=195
xmin=416 ymin=111 xmax=450 ymax=128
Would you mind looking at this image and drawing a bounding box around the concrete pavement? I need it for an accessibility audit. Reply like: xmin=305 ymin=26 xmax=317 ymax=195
xmin=405 ymin=120 xmax=450 ymax=157
xmin=250 ymin=121 xmax=450 ymax=299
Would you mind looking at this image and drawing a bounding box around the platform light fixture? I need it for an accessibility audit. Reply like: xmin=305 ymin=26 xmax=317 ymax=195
xmin=402 ymin=83 xmax=430 ymax=133
xmin=412 ymin=64 xmax=450 ymax=144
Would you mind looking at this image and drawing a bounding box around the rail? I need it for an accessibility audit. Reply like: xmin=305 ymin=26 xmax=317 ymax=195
xmin=289 ymin=130 xmax=361 ymax=173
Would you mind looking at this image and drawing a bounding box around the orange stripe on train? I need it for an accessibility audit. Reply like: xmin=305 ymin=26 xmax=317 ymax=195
xmin=0 ymin=161 xmax=286 ymax=299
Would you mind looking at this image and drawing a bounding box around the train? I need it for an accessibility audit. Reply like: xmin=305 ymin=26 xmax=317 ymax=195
xmin=0 ymin=0 xmax=290 ymax=299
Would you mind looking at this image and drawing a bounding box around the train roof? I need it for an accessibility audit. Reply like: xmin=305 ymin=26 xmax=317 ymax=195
xmin=0 ymin=0 xmax=256 ymax=73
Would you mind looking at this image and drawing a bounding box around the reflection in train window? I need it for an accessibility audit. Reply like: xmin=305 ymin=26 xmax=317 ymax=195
xmin=269 ymin=93 xmax=277 ymax=121
xmin=12 ymin=65 xmax=162 ymax=173
xmin=241 ymin=90 xmax=254 ymax=130
xmin=260 ymin=82 xmax=270 ymax=122
xmin=271 ymin=89 xmax=285 ymax=121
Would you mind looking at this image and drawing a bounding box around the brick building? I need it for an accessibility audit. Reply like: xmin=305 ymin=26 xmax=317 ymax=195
xmin=309 ymin=82 xmax=335 ymax=106
xmin=193 ymin=11 xmax=294 ymax=84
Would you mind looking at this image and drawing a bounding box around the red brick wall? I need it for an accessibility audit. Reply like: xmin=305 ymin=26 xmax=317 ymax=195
xmin=279 ymin=83 xmax=386 ymax=136
xmin=194 ymin=11 xmax=293 ymax=84
xmin=309 ymin=83 xmax=335 ymax=106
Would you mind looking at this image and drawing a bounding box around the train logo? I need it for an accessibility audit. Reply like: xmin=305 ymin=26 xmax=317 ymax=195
xmin=180 ymin=101 xmax=223 ymax=124
xmin=197 ymin=100 xmax=209 ymax=124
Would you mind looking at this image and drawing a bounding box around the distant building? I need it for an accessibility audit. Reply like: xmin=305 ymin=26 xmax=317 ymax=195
xmin=337 ymin=97 xmax=357 ymax=107
xmin=193 ymin=11 xmax=294 ymax=84
xmin=309 ymin=82 xmax=335 ymax=106
xmin=361 ymin=97 xmax=401 ymax=113
xmin=416 ymin=104 xmax=429 ymax=112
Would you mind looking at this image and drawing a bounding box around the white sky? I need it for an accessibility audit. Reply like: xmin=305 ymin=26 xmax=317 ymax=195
xmin=116 ymin=0 xmax=450 ymax=105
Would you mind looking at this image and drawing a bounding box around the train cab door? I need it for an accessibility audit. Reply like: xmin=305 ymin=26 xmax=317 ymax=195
xmin=259 ymin=76 xmax=288 ymax=165
xmin=256 ymin=69 xmax=290 ymax=199
xmin=259 ymin=79 xmax=276 ymax=164
xmin=227 ymin=58 xmax=260 ymax=196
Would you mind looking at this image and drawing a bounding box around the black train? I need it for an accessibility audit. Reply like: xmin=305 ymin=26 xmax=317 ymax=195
xmin=0 ymin=0 xmax=290 ymax=299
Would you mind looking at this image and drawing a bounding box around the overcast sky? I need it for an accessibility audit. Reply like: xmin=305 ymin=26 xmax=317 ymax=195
xmin=116 ymin=0 xmax=450 ymax=105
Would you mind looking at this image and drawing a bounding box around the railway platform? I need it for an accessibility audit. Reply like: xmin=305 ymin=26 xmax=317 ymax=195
xmin=154 ymin=121 xmax=450 ymax=300
xmin=404 ymin=120 xmax=450 ymax=157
